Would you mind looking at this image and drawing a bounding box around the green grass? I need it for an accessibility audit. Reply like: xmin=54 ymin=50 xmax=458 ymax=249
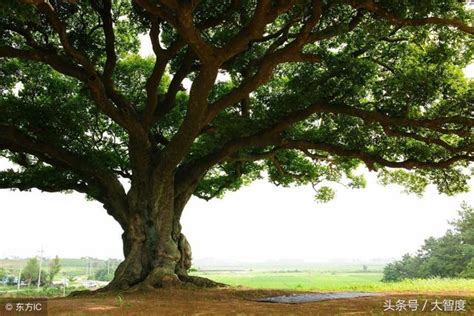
xmin=1 ymin=267 xmax=472 ymax=298
xmin=0 ymin=286 xmax=85 ymax=298
xmin=193 ymin=271 xmax=474 ymax=294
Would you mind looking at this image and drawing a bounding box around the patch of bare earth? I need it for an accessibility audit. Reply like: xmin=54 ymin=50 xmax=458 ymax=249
xmin=12 ymin=288 xmax=474 ymax=315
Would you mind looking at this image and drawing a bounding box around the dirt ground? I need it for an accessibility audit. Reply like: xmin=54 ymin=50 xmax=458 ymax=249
xmin=2 ymin=288 xmax=473 ymax=315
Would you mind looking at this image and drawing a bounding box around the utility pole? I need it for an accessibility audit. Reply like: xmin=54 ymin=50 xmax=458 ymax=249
xmin=37 ymin=247 xmax=43 ymax=291
xmin=62 ymin=272 xmax=66 ymax=297
xmin=17 ymin=267 xmax=22 ymax=290
xmin=90 ymin=258 xmax=94 ymax=280
xmin=85 ymin=257 xmax=88 ymax=278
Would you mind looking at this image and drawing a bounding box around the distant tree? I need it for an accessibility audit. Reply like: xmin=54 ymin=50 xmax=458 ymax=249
xmin=22 ymin=258 xmax=39 ymax=287
xmin=8 ymin=276 xmax=17 ymax=285
xmin=452 ymin=203 xmax=474 ymax=278
xmin=48 ymin=256 xmax=61 ymax=284
xmin=452 ymin=203 xmax=474 ymax=259
xmin=95 ymin=268 xmax=113 ymax=282
xmin=362 ymin=265 xmax=368 ymax=272
xmin=382 ymin=253 xmax=424 ymax=282
xmin=460 ymin=258 xmax=474 ymax=278
xmin=21 ymin=257 xmax=48 ymax=287
xmin=417 ymin=233 xmax=466 ymax=278
xmin=0 ymin=268 xmax=7 ymax=284
xmin=382 ymin=262 xmax=404 ymax=282
xmin=383 ymin=203 xmax=474 ymax=281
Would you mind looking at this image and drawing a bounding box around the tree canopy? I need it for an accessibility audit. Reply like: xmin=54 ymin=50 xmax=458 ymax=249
xmin=0 ymin=0 xmax=473 ymax=290
xmin=0 ymin=1 xmax=473 ymax=202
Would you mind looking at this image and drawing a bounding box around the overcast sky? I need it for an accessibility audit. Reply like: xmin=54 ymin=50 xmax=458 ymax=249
xmin=0 ymin=36 xmax=472 ymax=265
xmin=0 ymin=160 xmax=472 ymax=263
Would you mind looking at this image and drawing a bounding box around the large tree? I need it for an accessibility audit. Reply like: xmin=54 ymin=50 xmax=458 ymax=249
xmin=0 ymin=0 xmax=473 ymax=291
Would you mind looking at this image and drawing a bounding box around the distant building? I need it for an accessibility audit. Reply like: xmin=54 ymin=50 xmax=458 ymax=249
xmin=78 ymin=280 xmax=108 ymax=289
xmin=51 ymin=280 xmax=69 ymax=287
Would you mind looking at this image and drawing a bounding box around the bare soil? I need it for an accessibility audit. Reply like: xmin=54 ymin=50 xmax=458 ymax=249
xmin=4 ymin=288 xmax=474 ymax=315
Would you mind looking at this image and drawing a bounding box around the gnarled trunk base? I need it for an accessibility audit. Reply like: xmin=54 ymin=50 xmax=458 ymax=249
xmin=75 ymin=216 xmax=225 ymax=295
xmin=69 ymin=176 xmax=226 ymax=296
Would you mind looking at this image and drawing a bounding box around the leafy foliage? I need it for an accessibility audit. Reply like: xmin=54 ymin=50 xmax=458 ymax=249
xmin=94 ymin=267 xmax=114 ymax=281
xmin=48 ymin=256 xmax=61 ymax=284
xmin=0 ymin=1 xmax=472 ymax=210
xmin=21 ymin=257 xmax=48 ymax=286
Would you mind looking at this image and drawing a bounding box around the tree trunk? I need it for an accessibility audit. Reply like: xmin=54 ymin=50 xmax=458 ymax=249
xmin=102 ymin=175 xmax=222 ymax=291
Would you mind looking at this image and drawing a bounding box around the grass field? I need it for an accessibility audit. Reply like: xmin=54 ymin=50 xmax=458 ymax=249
xmin=193 ymin=270 xmax=474 ymax=294
xmin=2 ymin=259 xmax=473 ymax=298
xmin=2 ymin=262 xmax=472 ymax=314
xmin=0 ymin=286 xmax=82 ymax=298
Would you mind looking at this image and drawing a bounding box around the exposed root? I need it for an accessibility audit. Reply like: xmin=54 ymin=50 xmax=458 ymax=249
xmin=68 ymin=287 xmax=112 ymax=297
xmin=67 ymin=274 xmax=226 ymax=297
xmin=68 ymin=289 xmax=93 ymax=297
xmin=179 ymin=275 xmax=227 ymax=288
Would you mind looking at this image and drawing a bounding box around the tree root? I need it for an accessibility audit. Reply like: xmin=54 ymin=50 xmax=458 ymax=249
xmin=178 ymin=275 xmax=227 ymax=288
xmin=67 ymin=274 xmax=226 ymax=297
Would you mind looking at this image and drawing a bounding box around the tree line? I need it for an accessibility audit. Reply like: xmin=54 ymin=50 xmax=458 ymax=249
xmin=383 ymin=203 xmax=474 ymax=282
xmin=0 ymin=256 xmax=61 ymax=287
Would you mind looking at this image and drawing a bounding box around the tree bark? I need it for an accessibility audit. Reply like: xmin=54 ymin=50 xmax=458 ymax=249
xmin=101 ymin=175 xmax=222 ymax=291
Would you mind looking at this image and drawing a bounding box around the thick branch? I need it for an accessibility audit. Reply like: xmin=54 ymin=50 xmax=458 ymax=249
xmin=216 ymin=1 xmax=284 ymax=62
xmin=313 ymin=103 xmax=473 ymax=137
xmin=281 ymin=139 xmax=473 ymax=171
xmin=135 ymin=0 xmax=217 ymax=64
xmin=91 ymin=0 xmax=117 ymax=81
xmin=0 ymin=46 xmax=88 ymax=81
xmin=142 ymin=18 xmax=169 ymax=127
xmin=206 ymin=1 xmax=325 ymax=123
xmin=183 ymin=100 xmax=473 ymax=185
xmin=346 ymin=0 xmax=474 ymax=34
xmin=307 ymin=9 xmax=366 ymax=42
xmin=0 ymin=124 xmax=128 ymax=223
xmin=154 ymin=49 xmax=195 ymax=123
xmin=16 ymin=0 xmax=143 ymax=135
xmin=206 ymin=46 xmax=322 ymax=124
xmin=0 ymin=168 xmax=92 ymax=195
xmin=158 ymin=65 xmax=219 ymax=170
xmin=0 ymin=48 xmax=136 ymax=134
xmin=179 ymin=102 xmax=325 ymax=184
xmin=28 ymin=0 xmax=97 ymax=73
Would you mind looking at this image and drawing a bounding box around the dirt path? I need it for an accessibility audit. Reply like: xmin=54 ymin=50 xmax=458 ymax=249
xmin=2 ymin=288 xmax=473 ymax=315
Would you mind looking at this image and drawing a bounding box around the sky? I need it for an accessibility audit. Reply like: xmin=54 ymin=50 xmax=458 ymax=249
xmin=0 ymin=34 xmax=472 ymax=266
xmin=0 ymin=161 xmax=472 ymax=263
